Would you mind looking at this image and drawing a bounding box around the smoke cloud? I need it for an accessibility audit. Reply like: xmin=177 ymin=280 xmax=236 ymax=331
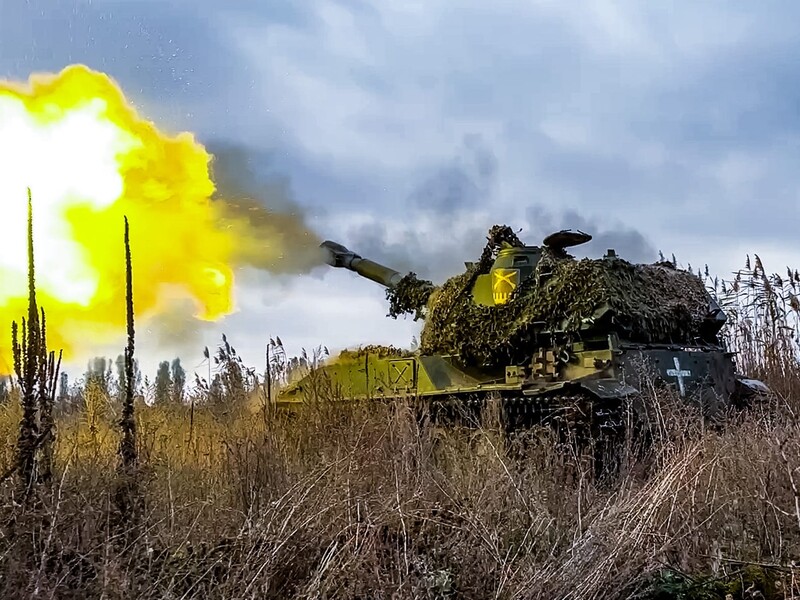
xmin=207 ymin=140 xmax=326 ymax=274
xmin=523 ymin=205 xmax=657 ymax=263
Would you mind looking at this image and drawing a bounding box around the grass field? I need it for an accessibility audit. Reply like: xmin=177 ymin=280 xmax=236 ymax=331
xmin=0 ymin=249 xmax=799 ymax=599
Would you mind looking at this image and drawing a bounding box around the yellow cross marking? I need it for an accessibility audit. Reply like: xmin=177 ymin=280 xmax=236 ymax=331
xmin=391 ymin=363 xmax=408 ymax=383
xmin=493 ymin=269 xmax=518 ymax=291
xmin=390 ymin=360 xmax=414 ymax=386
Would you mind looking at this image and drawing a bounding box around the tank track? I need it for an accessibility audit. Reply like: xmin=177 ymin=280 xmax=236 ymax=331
xmin=422 ymin=390 xmax=624 ymax=434
xmin=420 ymin=390 xmax=628 ymax=478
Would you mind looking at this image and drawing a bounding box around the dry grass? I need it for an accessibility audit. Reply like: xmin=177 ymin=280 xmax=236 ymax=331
xmin=0 ymin=256 xmax=797 ymax=599
xmin=0 ymin=381 xmax=797 ymax=599
xmin=705 ymin=255 xmax=800 ymax=399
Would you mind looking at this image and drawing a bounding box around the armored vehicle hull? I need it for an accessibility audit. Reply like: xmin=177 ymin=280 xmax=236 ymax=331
xmin=277 ymin=334 xmax=760 ymax=431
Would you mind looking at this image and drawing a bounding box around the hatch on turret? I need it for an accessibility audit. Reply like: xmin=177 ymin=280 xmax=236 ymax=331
xmin=543 ymin=229 xmax=592 ymax=251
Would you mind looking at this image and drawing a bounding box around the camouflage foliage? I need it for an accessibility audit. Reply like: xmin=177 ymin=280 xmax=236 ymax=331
xmin=336 ymin=345 xmax=413 ymax=360
xmin=387 ymin=224 xmax=713 ymax=367
xmin=385 ymin=225 xmax=523 ymax=322
xmin=386 ymin=273 xmax=434 ymax=320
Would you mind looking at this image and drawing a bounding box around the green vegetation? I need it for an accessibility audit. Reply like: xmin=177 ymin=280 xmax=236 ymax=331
xmin=0 ymin=203 xmax=799 ymax=598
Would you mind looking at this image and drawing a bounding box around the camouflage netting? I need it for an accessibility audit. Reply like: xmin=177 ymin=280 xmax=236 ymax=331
xmin=388 ymin=225 xmax=714 ymax=367
xmin=386 ymin=273 xmax=434 ymax=320
xmin=336 ymin=345 xmax=413 ymax=360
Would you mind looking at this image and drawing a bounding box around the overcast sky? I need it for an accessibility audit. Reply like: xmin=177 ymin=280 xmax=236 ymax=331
xmin=2 ymin=0 xmax=800 ymax=380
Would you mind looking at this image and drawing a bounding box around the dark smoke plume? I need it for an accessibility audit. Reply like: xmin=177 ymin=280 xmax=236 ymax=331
xmin=207 ymin=140 xmax=326 ymax=274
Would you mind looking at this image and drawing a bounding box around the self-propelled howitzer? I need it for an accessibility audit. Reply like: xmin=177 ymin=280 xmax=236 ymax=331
xmin=279 ymin=228 xmax=767 ymax=437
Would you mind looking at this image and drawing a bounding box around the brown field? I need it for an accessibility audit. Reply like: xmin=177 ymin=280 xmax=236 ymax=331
xmin=0 ymin=254 xmax=798 ymax=599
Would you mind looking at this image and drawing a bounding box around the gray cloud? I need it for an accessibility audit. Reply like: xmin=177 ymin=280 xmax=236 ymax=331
xmin=340 ymin=135 xmax=501 ymax=281
xmin=341 ymin=219 xmax=488 ymax=283
xmin=408 ymin=134 xmax=498 ymax=212
xmin=1 ymin=2 xmax=221 ymax=98
xmin=220 ymin=1 xmax=800 ymax=270
xmin=342 ymin=204 xmax=657 ymax=287
xmin=522 ymin=206 xmax=657 ymax=264
xmin=340 ymin=129 xmax=656 ymax=284
xmin=0 ymin=0 xmax=280 ymax=140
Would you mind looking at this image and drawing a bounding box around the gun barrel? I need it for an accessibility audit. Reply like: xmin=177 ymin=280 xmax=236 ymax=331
xmin=320 ymin=240 xmax=404 ymax=288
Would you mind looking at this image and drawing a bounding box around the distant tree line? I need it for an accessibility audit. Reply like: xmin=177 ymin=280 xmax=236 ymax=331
xmin=0 ymin=354 xmax=189 ymax=411
xmin=77 ymin=355 xmax=186 ymax=406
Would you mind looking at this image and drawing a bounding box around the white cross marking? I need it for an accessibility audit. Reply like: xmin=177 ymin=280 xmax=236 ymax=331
xmin=666 ymin=356 xmax=691 ymax=396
